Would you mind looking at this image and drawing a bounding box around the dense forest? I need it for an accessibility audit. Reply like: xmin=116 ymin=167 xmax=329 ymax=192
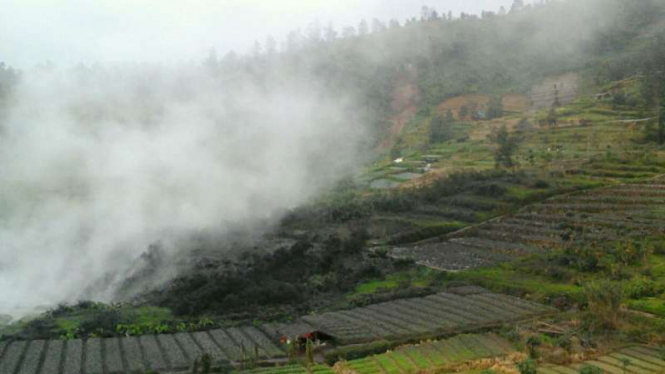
xmin=1 ymin=0 xmax=663 ymax=143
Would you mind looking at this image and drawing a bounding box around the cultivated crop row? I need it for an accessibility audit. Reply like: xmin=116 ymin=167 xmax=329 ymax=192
xmin=297 ymin=288 xmax=553 ymax=345
xmin=0 ymin=326 xmax=287 ymax=374
xmin=339 ymin=333 xmax=516 ymax=374
xmin=540 ymin=345 xmax=665 ymax=374
xmin=395 ymin=178 xmax=665 ymax=270
xmin=235 ymin=364 xmax=334 ymax=374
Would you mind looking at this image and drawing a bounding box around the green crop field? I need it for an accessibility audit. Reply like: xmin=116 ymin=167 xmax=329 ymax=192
xmin=339 ymin=334 xmax=516 ymax=374
xmin=540 ymin=346 xmax=665 ymax=374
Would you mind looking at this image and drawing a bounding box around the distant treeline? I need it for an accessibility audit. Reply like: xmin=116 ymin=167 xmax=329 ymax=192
xmin=1 ymin=0 xmax=664 ymax=141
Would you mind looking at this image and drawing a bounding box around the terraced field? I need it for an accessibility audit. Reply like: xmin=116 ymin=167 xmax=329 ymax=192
xmin=541 ymin=346 xmax=665 ymax=374
xmin=530 ymin=73 xmax=579 ymax=110
xmin=0 ymin=288 xmax=552 ymax=374
xmin=391 ymin=176 xmax=665 ymax=270
xmin=280 ymin=287 xmax=554 ymax=345
xmin=339 ymin=333 xmax=516 ymax=374
xmin=232 ymin=334 xmax=516 ymax=374
xmin=0 ymin=325 xmax=285 ymax=374
xmin=235 ymin=364 xmax=335 ymax=374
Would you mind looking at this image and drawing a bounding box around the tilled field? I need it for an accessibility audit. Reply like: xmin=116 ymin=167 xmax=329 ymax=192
xmin=391 ymin=178 xmax=665 ymax=270
xmin=233 ymin=333 xmax=516 ymax=374
xmin=0 ymin=288 xmax=552 ymax=374
xmin=278 ymin=286 xmax=554 ymax=346
xmin=338 ymin=333 xmax=516 ymax=374
xmin=0 ymin=325 xmax=285 ymax=374
xmin=540 ymin=346 xmax=665 ymax=374
xmin=236 ymin=364 xmax=334 ymax=374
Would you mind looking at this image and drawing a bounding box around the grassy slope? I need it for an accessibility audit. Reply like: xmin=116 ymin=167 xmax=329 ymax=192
xmin=351 ymin=78 xmax=665 ymax=340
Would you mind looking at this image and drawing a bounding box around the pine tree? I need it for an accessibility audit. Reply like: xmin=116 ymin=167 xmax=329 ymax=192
xmin=324 ymin=22 xmax=338 ymax=42
xmin=358 ymin=19 xmax=369 ymax=35
xmin=489 ymin=125 xmax=522 ymax=168
xmin=511 ymin=0 xmax=525 ymax=13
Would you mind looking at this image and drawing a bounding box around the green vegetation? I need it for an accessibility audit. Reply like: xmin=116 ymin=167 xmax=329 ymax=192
xmin=517 ymin=358 xmax=537 ymax=374
xmin=4 ymin=2 xmax=665 ymax=364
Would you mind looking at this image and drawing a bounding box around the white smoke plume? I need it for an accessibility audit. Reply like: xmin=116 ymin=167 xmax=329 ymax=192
xmin=0 ymin=64 xmax=368 ymax=317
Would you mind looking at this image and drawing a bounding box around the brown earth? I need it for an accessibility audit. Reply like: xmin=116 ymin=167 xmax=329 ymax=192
xmin=379 ymin=67 xmax=419 ymax=150
xmin=437 ymin=94 xmax=530 ymax=120
xmin=531 ymin=73 xmax=579 ymax=109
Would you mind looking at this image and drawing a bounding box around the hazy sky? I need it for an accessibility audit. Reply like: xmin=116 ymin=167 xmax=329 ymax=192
xmin=1 ymin=0 xmax=515 ymax=68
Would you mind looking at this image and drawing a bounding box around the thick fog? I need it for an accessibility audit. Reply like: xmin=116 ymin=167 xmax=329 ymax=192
xmin=0 ymin=0 xmax=616 ymax=318
xmin=0 ymin=63 xmax=368 ymax=316
xmin=1 ymin=0 xmax=514 ymax=67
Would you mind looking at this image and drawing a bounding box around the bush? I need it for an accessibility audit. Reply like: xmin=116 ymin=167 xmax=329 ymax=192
xmin=517 ymin=358 xmax=537 ymax=374
xmin=555 ymin=335 xmax=572 ymax=352
xmin=474 ymin=183 xmax=508 ymax=197
xmin=526 ymin=336 xmax=542 ymax=358
xmin=533 ymin=180 xmax=550 ymax=189
xmin=653 ymin=240 xmax=665 ymax=255
xmin=584 ymin=280 xmax=624 ymax=330
xmin=78 ymin=309 xmax=126 ymax=337
xmin=324 ymin=340 xmax=392 ymax=365
xmin=578 ymin=364 xmax=603 ymax=374
xmin=613 ymin=239 xmax=652 ymax=267
xmin=625 ymin=278 xmax=664 ymax=299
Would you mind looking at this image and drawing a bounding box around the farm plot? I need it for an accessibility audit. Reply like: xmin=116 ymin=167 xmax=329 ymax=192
xmin=0 ymin=327 xmax=286 ymax=374
xmin=292 ymin=287 xmax=554 ymax=345
xmin=339 ymin=333 xmax=517 ymax=374
xmin=540 ymin=345 xmax=665 ymax=374
xmin=234 ymin=364 xmax=334 ymax=374
xmin=390 ymin=178 xmax=665 ymax=271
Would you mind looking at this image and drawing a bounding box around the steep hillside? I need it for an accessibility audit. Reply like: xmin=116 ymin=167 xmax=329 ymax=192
xmin=3 ymin=1 xmax=665 ymax=370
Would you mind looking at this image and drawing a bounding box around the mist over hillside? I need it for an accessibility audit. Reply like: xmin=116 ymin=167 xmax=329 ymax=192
xmin=0 ymin=0 xmax=664 ymax=318
xmin=0 ymin=64 xmax=370 ymax=316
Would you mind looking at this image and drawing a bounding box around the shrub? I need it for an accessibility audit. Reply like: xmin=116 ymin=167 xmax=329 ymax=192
xmin=652 ymin=240 xmax=665 ymax=255
xmin=517 ymin=358 xmax=537 ymax=374
xmin=474 ymin=183 xmax=508 ymax=197
xmin=324 ymin=340 xmax=392 ymax=365
xmin=578 ymin=364 xmax=603 ymax=374
xmin=533 ymin=180 xmax=550 ymax=189
xmin=613 ymin=239 xmax=652 ymax=266
xmin=192 ymin=353 xmax=213 ymax=373
xmin=584 ymin=280 xmax=624 ymax=330
xmin=625 ymin=278 xmax=664 ymax=299
xmin=78 ymin=309 xmax=126 ymax=337
xmin=555 ymin=335 xmax=572 ymax=352
xmin=526 ymin=336 xmax=542 ymax=358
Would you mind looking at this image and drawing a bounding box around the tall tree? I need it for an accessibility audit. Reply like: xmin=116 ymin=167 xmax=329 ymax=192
xmin=286 ymin=29 xmax=303 ymax=51
xmin=324 ymin=22 xmax=338 ymax=42
xmin=510 ymin=0 xmax=525 ymax=13
xmin=306 ymin=22 xmax=322 ymax=44
xmin=388 ymin=19 xmax=401 ymax=29
xmin=429 ymin=113 xmax=454 ymax=143
xmin=486 ymin=96 xmax=504 ymax=120
xmin=203 ymin=48 xmax=219 ymax=72
xmin=251 ymin=40 xmax=262 ymax=57
xmin=341 ymin=27 xmax=356 ymax=38
xmin=265 ymin=36 xmax=277 ymax=55
xmin=489 ymin=125 xmax=522 ymax=168
xmin=371 ymin=19 xmax=386 ymax=33
xmin=642 ymin=36 xmax=665 ymax=144
xmin=421 ymin=6 xmax=431 ymax=21
xmin=358 ymin=19 xmax=369 ymax=35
